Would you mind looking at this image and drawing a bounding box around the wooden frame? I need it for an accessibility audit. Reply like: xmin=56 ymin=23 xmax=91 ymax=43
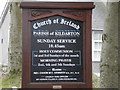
xmin=21 ymin=2 xmax=94 ymax=89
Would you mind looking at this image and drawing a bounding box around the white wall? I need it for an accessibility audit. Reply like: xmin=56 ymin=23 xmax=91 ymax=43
xmin=0 ymin=7 xmax=10 ymax=65
xmin=92 ymin=2 xmax=106 ymax=30
xmin=0 ymin=26 xmax=2 ymax=65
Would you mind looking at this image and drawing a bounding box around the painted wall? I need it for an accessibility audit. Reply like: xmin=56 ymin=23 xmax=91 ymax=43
xmin=0 ymin=25 xmax=2 ymax=65
xmin=0 ymin=6 xmax=10 ymax=65
xmin=92 ymin=2 xmax=106 ymax=30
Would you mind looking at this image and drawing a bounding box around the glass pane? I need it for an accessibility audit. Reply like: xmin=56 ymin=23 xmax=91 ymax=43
xmin=94 ymin=51 xmax=98 ymax=59
xmin=94 ymin=42 xmax=99 ymax=49
xmin=94 ymin=42 xmax=102 ymax=50
xmin=93 ymin=31 xmax=103 ymax=40
xmin=94 ymin=51 xmax=101 ymax=61
xmin=94 ymin=33 xmax=99 ymax=40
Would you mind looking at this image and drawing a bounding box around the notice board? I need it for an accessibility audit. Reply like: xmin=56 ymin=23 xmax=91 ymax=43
xmin=21 ymin=2 xmax=95 ymax=89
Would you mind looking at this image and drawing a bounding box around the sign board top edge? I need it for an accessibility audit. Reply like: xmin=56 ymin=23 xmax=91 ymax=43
xmin=20 ymin=2 xmax=95 ymax=9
